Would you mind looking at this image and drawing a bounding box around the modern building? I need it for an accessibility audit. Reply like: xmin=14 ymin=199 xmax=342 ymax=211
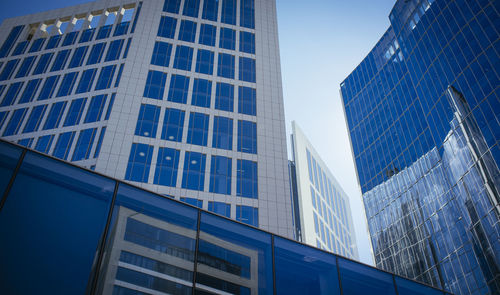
xmin=0 ymin=0 xmax=294 ymax=237
xmin=0 ymin=139 xmax=451 ymax=295
xmin=341 ymin=0 xmax=499 ymax=294
xmin=289 ymin=121 xmax=358 ymax=259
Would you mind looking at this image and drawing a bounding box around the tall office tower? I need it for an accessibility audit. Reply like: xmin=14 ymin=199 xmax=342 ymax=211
xmin=289 ymin=121 xmax=359 ymax=259
xmin=0 ymin=0 xmax=294 ymax=237
xmin=341 ymin=0 xmax=499 ymax=294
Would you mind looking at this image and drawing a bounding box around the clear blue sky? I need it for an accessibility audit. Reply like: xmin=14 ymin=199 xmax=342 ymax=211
xmin=0 ymin=0 xmax=396 ymax=265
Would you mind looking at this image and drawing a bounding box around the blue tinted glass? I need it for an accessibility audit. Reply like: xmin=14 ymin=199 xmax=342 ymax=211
xmin=0 ymin=141 xmax=22 ymax=194
xmin=23 ymin=105 xmax=47 ymax=133
xmin=45 ymin=35 xmax=61 ymax=49
xmin=79 ymin=28 xmax=95 ymax=43
xmin=178 ymin=20 xmax=197 ymax=43
xmin=56 ymin=71 xmax=78 ymax=97
xmin=76 ymin=68 xmax=97 ymax=94
xmin=198 ymin=24 xmax=216 ymax=46
xmin=122 ymin=38 xmax=132 ymax=58
xmin=68 ymin=46 xmax=89 ymax=68
xmin=34 ymin=134 xmax=54 ymax=153
xmin=182 ymin=151 xmax=206 ymax=191
xmin=104 ymin=93 xmax=115 ymax=120
xmin=240 ymin=0 xmax=255 ymax=29
xmin=52 ymin=131 xmax=75 ymax=160
xmin=338 ymin=257 xmax=396 ymax=295
xmin=161 ymin=108 xmax=185 ymax=142
xmin=219 ymin=28 xmax=236 ymax=50
xmin=135 ymin=104 xmax=161 ymax=138
xmin=1 ymin=82 xmax=23 ymax=106
xmin=0 ymin=59 xmax=20 ymax=81
xmin=195 ymin=49 xmax=214 ymax=75
xmin=0 ymin=25 xmax=23 ymax=58
xmin=96 ymin=25 xmax=112 ymax=39
xmin=239 ymin=57 xmax=256 ymax=82
xmin=236 ymin=159 xmax=257 ymax=198
xmin=144 ymin=70 xmax=167 ymax=99
xmin=12 ymin=41 xmax=28 ymax=56
xmin=95 ymin=65 xmax=116 ymax=90
xmin=63 ymin=97 xmax=87 ymax=126
xmin=217 ymin=53 xmax=235 ymax=79
xmin=163 ymin=0 xmax=181 ymax=13
xmin=212 ymin=116 xmax=233 ymax=150
xmin=28 ymin=38 xmax=46 ymax=52
xmin=167 ymin=74 xmax=190 ymax=103
xmin=15 ymin=56 xmax=36 ymax=78
xmin=0 ymin=111 xmax=8 ymax=131
xmin=183 ymin=0 xmax=200 ymax=17
xmin=86 ymin=43 xmax=106 ymax=65
xmin=238 ymin=86 xmax=256 ymax=115
xmin=236 ymin=205 xmax=258 ymax=226
xmin=33 ymin=53 xmax=54 ymax=75
xmin=202 ymin=0 xmax=218 ymax=21
xmin=221 ymin=0 xmax=236 ymax=25
xmin=114 ymin=64 xmax=124 ymax=87
xmin=50 ymin=50 xmax=71 ymax=72
xmin=157 ymin=16 xmax=177 ymax=39
xmin=72 ymin=128 xmax=98 ymax=161
xmin=215 ymin=82 xmax=234 ymax=111
xmin=113 ymin=22 xmax=130 ymax=36
xmin=239 ymin=31 xmax=255 ymax=54
xmin=181 ymin=197 xmax=203 ymax=208
xmin=125 ymin=143 xmax=154 ymax=182
xmin=154 ymin=147 xmax=180 ymax=187
xmin=62 ymin=32 xmax=78 ymax=46
xmin=93 ymin=126 xmax=106 ymax=158
xmin=151 ymin=41 xmax=172 ymax=67
xmin=37 ymin=75 xmax=60 ymax=100
xmin=191 ymin=78 xmax=212 ymax=108
xmin=105 ymin=39 xmax=124 ymax=61
xmin=187 ymin=112 xmax=209 ymax=146
xmin=3 ymin=108 xmax=27 ymax=136
xmin=18 ymin=138 xmax=33 ymax=147
xmin=209 ymin=155 xmax=232 ymax=195
xmin=395 ymin=276 xmax=443 ymax=295
xmin=208 ymin=201 xmax=230 ymax=217
xmin=173 ymin=45 xmax=193 ymax=70
xmin=84 ymin=94 xmax=107 ymax=123
xmin=43 ymin=101 xmax=66 ymax=130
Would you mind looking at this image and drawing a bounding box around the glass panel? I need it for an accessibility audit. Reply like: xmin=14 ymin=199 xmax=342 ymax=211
xmin=154 ymin=147 xmax=180 ymax=187
xmin=151 ymin=41 xmax=172 ymax=67
xmin=161 ymin=108 xmax=185 ymax=142
xmin=0 ymin=141 xmax=23 ymax=194
xmin=219 ymin=28 xmax=235 ymax=50
xmin=173 ymin=45 xmax=194 ymax=71
xmin=208 ymin=201 xmax=230 ymax=218
xmin=202 ymin=0 xmax=218 ymax=21
xmin=338 ymin=257 xmax=396 ymax=295
xmin=198 ymin=24 xmax=216 ymax=46
xmin=191 ymin=78 xmax=212 ymax=108
xmin=181 ymin=151 xmax=206 ymax=191
xmin=178 ymin=20 xmax=197 ymax=43
xmin=195 ymin=49 xmax=214 ymax=75
xmin=209 ymin=155 xmax=232 ymax=195
xmin=135 ymin=104 xmax=161 ymax=138
xmin=183 ymin=0 xmax=200 ymax=17
xmin=158 ymin=16 xmax=177 ymax=39
xmin=125 ymin=143 xmax=154 ymax=183
xmin=395 ymin=276 xmax=444 ymax=295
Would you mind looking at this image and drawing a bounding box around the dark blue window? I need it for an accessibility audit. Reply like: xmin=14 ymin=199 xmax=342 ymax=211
xmin=167 ymin=74 xmax=190 ymax=103
xmin=104 ymin=93 xmax=115 ymax=120
xmin=86 ymin=43 xmax=106 ymax=65
xmin=135 ymin=104 xmax=161 ymax=138
xmin=181 ymin=197 xmax=203 ymax=208
xmin=23 ymin=105 xmax=47 ymax=133
xmin=1 ymin=82 xmax=23 ymax=106
xmin=79 ymin=28 xmax=95 ymax=43
xmin=157 ymin=16 xmax=177 ymax=39
xmin=113 ymin=22 xmax=129 ymax=36
xmin=96 ymin=25 xmax=112 ymax=40
xmin=0 ymin=25 xmax=23 ymax=58
xmin=50 ymin=49 xmax=71 ymax=71
xmin=15 ymin=56 xmax=36 ymax=78
xmin=122 ymin=38 xmax=132 ymax=58
xmin=52 ymin=131 xmax=76 ymax=160
xmin=72 ymin=128 xmax=98 ymax=161
xmin=29 ymin=38 xmax=46 ymax=53
xmin=221 ymin=0 xmax=237 ymax=25
xmin=240 ymin=31 xmax=255 ymax=54
xmin=63 ymin=98 xmax=87 ymax=126
xmin=94 ymin=65 xmax=116 ymax=90
xmin=236 ymin=205 xmax=258 ymax=226
xmin=114 ymin=64 xmax=124 ymax=87
xmin=217 ymin=53 xmax=235 ymax=78
xmin=161 ymin=108 xmax=185 ymax=142
xmin=151 ymin=41 xmax=172 ymax=67
xmin=209 ymin=155 xmax=232 ymax=195
xmin=43 ymin=101 xmax=66 ymax=130
xmin=3 ymin=108 xmax=27 ymax=136
xmin=395 ymin=276 xmax=442 ymax=295
xmin=238 ymin=120 xmax=257 ymax=154
xmin=34 ymin=135 xmax=54 ymax=153
xmin=338 ymin=257 xmax=396 ymax=295
xmin=215 ymin=82 xmax=234 ymax=111
xmin=238 ymin=86 xmax=256 ymax=115
xmin=144 ymin=70 xmax=167 ymax=99
xmin=240 ymin=0 xmax=255 ymax=29
xmin=239 ymin=57 xmax=256 ymax=82
xmin=0 ymin=111 xmax=8 ymax=131
xmin=173 ymin=45 xmax=194 ymax=70
xmin=208 ymin=202 xmax=230 ymax=217
xmin=12 ymin=41 xmax=28 ymax=56
xmin=33 ymin=53 xmax=53 ymax=75
xmin=37 ymin=75 xmax=60 ymax=100
xmin=56 ymin=72 xmax=78 ymax=97
xmin=202 ymin=0 xmax=218 ymax=21
xmin=183 ymin=0 xmax=200 ymax=17
xmin=93 ymin=126 xmax=106 ymax=158
xmin=154 ymin=147 xmax=180 ymax=187
xmin=179 ymin=20 xmax=197 ymax=43
xmin=191 ymin=78 xmax=212 ymax=108
xmin=187 ymin=112 xmax=209 ymax=146
xmin=105 ymin=39 xmax=124 ymax=61
xmin=84 ymin=94 xmax=107 ymax=123
xmin=213 ymin=116 xmax=233 ymax=150
xmin=18 ymin=138 xmax=33 ymax=148
xmin=68 ymin=46 xmax=89 ymax=68
xmin=182 ymin=151 xmax=206 ymax=191
xmin=195 ymin=49 xmax=214 ymax=75
xmin=0 ymin=59 xmax=20 ymax=81
xmin=125 ymin=143 xmax=154 ymax=182
xmin=237 ymin=159 xmax=257 ymax=198
xmin=62 ymin=32 xmax=78 ymax=46
xmin=76 ymin=68 xmax=97 ymax=94
xmin=18 ymin=79 xmax=41 ymax=104
xmin=163 ymin=0 xmax=181 ymax=13
xmin=46 ymin=35 xmax=62 ymax=49
xmin=198 ymin=24 xmax=216 ymax=46
xmin=219 ymin=28 xmax=236 ymax=50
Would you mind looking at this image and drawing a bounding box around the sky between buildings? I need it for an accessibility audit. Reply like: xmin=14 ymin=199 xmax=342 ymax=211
xmin=0 ymin=0 xmax=396 ymax=265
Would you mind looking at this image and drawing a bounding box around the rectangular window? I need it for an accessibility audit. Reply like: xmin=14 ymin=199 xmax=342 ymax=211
xmin=215 ymin=82 xmax=234 ymax=111
xmin=221 ymin=0 xmax=236 ymax=25
xmin=198 ymin=24 xmax=216 ymax=46
xmin=238 ymin=120 xmax=257 ymax=154
xmin=187 ymin=112 xmax=209 ymax=146
xmin=72 ymin=128 xmax=98 ymax=161
xmin=52 ymin=131 xmax=76 ymax=160
xmin=236 ymin=205 xmax=258 ymax=227
xmin=18 ymin=137 xmax=33 ymax=148
xmin=239 ymin=57 xmax=256 ymax=82
xmin=96 ymin=25 xmax=112 ymax=40
xmin=161 ymin=108 xmax=185 ymax=142
xmin=62 ymin=32 xmax=79 ymax=47
xmin=0 ymin=25 xmax=24 ymax=58
xmin=143 ymin=70 xmax=167 ymax=99
xmin=240 ymin=0 xmax=255 ymax=29
xmin=15 ymin=56 xmax=37 ymax=78
xmin=209 ymin=155 xmax=232 ymax=195
xmin=180 ymin=197 xmax=203 ymax=208
xmin=163 ymin=0 xmax=181 ymax=13
xmin=122 ymin=38 xmax=132 ymax=58
xmin=113 ymin=22 xmax=129 ymax=36
xmin=182 ymin=151 xmax=206 ymax=191
xmin=237 ymin=159 xmax=258 ymax=198
xmin=56 ymin=72 xmax=78 ymax=97
xmin=1 ymin=82 xmax=23 ymax=106
xmin=178 ymin=20 xmax=197 ymax=43
xmin=151 ymin=41 xmax=172 ymax=67
xmin=183 ymin=0 xmax=200 ymax=17
xmin=219 ymin=28 xmax=235 ymax=50
xmin=104 ymin=93 xmax=115 ymax=120
xmin=125 ymin=143 xmax=154 ymax=182
xmin=94 ymin=65 xmax=116 ymax=90
xmin=173 ymin=45 xmax=194 ymax=71
xmin=50 ymin=49 xmax=71 ymax=72
xmin=157 ymin=16 xmax=177 ymax=39
xmin=29 ymin=38 xmax=46 ymax=53
xmin=93 ymin=126 xmax=106 ymax=158
xmin=217 ymin=53 xmax=235 ymax=79
xmin=202 ymin=0 xmax=218 ymax=21
xmin=240 ymin=31 xmax=255 ymax=54
xmin=167 ymin=74 xmax=189 ymax=103
xmin=135 ymin=104 xmax=161 ymax=138
xmin=37 ymin=75 xmax=60 ymax=100
xmin=46 ymin=35 xmax=62 ymax=49
xmin=12 ymin=41 xmax=29 ymax=56
xmin=3 ymin=108 xmax=28 ymax=136
xmin=105 ymin=39 xmax=124 ymax=61
xmin=86 ymin=43 xmax=106 ymax=65
xmin=154 ymin=147 xmax=180 ymax=187
xmin=79 ymin=28 xmax=95 ymax=43
xmin=63 ymin=97 xmax=87 ymax=126
xmin=43 ymin=101 xmax=67 ymax=130
xmin=238 ymin=86 xmax=256 ymax=115
xmin=213 ymin=116 xmax=233 ymax=150
xmin=68 ymin=46 xmax=89 ymax=68
xmin=18 ymin=79 xmax=41 ymax=104
xmin=23 ymin=105 xmax=47 ymax=133
xmin=84 ymin=94 xmax=107 ymax=123
xmin=0 ymin=59 xmax=20 ymax=81
xmin=195 ymin=49 xmax=214 ymax=75
xmin=208 ymin=202 xmax=230 ymax=217
xmin=114 ymin=64 xmax=124 ymax=87
xmin=34 ymin=134 xmax=54 ymax=153
xmin=191 ymin=78 xmax=212 ymax=108
xmin=76 ymin=68 xmax=97 ymax=94
xmin=33 ymin=53 xmax=54 ymax=75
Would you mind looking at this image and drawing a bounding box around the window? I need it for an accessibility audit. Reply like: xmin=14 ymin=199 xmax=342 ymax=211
xmin=161 ymin=108 xmax=185 ymax=142
xmin=50 ymin=49 xmax=71 ymax=72
xmin=195 ymin=49 xmax=214 ymax=75
xmin=72 ymin=18 xmax=85 ymax=31
xmin=163 ymin=0 xmax=181 ymax=13
xmin=143 ymin=70 xmax=167 ymax=99
xmin=86 ymin=43 xmax=106 ymax=65
xmin=208 ymin=202 xmax=230 ymax=217
xmin=0 ymin=25 xmax=23 ymax=58
xmin=94 ymin=65 xmax=116 ymax=90
xmin=240 ymin=31 xmax=255 ymax=54
xmin=63 ymin=97 xmax=87 ymax=126
xmin=15 ymin=56 xmax=37 ymax=78
xmin=135 ymin=104 xmax=161 ymax=138
xmin=217 ymin=53 xmax=235 ymax=78
xmin=68 ymin=46 xmax=89 ymax=68
xmin=113 ymin=22 xmax=129 ymax=36
xmin=221 ymin=0 xmax=237 ymax=25
xmin=236 ymin=205 xmax=258 ymax=226
xmin=79 ymin=28 xmax=95 ymax=43
xmin=209 ymin=155 xmax=232 ymax=195
xmin=46 ymin=35 xmax=62 ymax=49
xmin=105 ymin=39 xmax=124 ymax=61
xmin=1 ymin=82 xmax=23 ymax=106
xmin=72 ymin=128 xmax=98 ymax=161
xmin=93 ymin=126 xmax=106 ymax=158
xmin=240 ymin=0 xmax=255 ymax=29
xmin=219 ymin=28 xmax=235 ymax=50
xmin=125 ymin=143 xmax=154 ymax=182
xmin=122 ymin=38 xmax=132 ymax=58
xmin=33 ymin=53 xmax=54 ymax=75
xmin=43 ymin=101 xmax=66 ymax=130
xmin=18 ymin=138 xmax=33 ymax=148
xmin=151 ymin=41 xmax=172 ymax=67
xmin=191 ymin=78 xmax=212 ymax=108
xmin=212 ymin=116 xmax=233 ymax=150
xmin=338 ymin=257 xmax=397 ymax=295
xmin=56 ymin=72 xmax=78 ymax=97
xmin=84 ymin=94 xmax=107 ymax=123
xmin=167 ymin=74 xmax=190 ymax=103
xmin=173 ymin=45 xmax=194 ymax=71
xmin=180 ymin=197 xmax=202 ymax=208
xmin=183 ymin=0 xmax=200 ymax=17
xmin=187 ymin=112 xmax=209 ymax=146
xmin=12 ymin=41 xmax=28 ymax=56
xmin=52 ymin=131 xmax=76 ymax=160
xmin=182 ymin=151 xmax=206 ymax=191
xmin=18 ymin=79 xmax=41 ymax=104
xmin=62 ymin=32 xmax=79 ymax=46
xmin=178 ymin=20 xmax=197 ymax=43
xmin=37 ymin=75 xmax=60 ymax=100
xmin=96 ymin=25 xmax=112 ymax=40
xmin=104 ymin=93 xmax=115 ymax=120
xmin=29 ymin=38 xmax=46 ymax=53
xmin=0 ymin=59 xmax=20 ymax=81
xmin=3 ymin=108 xmax=28 ymax=136
xmin=154 ymin=147 xmax=180 ymax=187
xmin=215 ymin=82 xmax=234 ymax=111
xmin=157 ymin=16 xmax=177 ymax=39
xmin=238 ymin=86 xmax=256 ymax=115
xmin=198 ymin=24 xmax=216 ymax=46
xmin=236 ymin=159 xmax=258 ymax=198
xmin=239 ymin=57 xmax=256 ymax=82
xmin=34 ymin=134 xmax=54 ymax=153
xmin=23 ymin=105 xmax=47 ymax=133
xmin=114 ymin=64 xmax=124 ymax=87
xmin=76 ymin=68 xmax=97 ymax=94
xmin=202 ymin=0 xmax=218 ymax=21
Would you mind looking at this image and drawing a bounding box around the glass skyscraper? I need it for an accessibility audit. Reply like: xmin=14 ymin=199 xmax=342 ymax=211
xmin=341 ymin=0 xmax=499 ymax=294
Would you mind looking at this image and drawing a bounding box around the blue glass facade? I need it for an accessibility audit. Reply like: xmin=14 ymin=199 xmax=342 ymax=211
xmin=341 ymin=0 xmax=499 ymax=294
